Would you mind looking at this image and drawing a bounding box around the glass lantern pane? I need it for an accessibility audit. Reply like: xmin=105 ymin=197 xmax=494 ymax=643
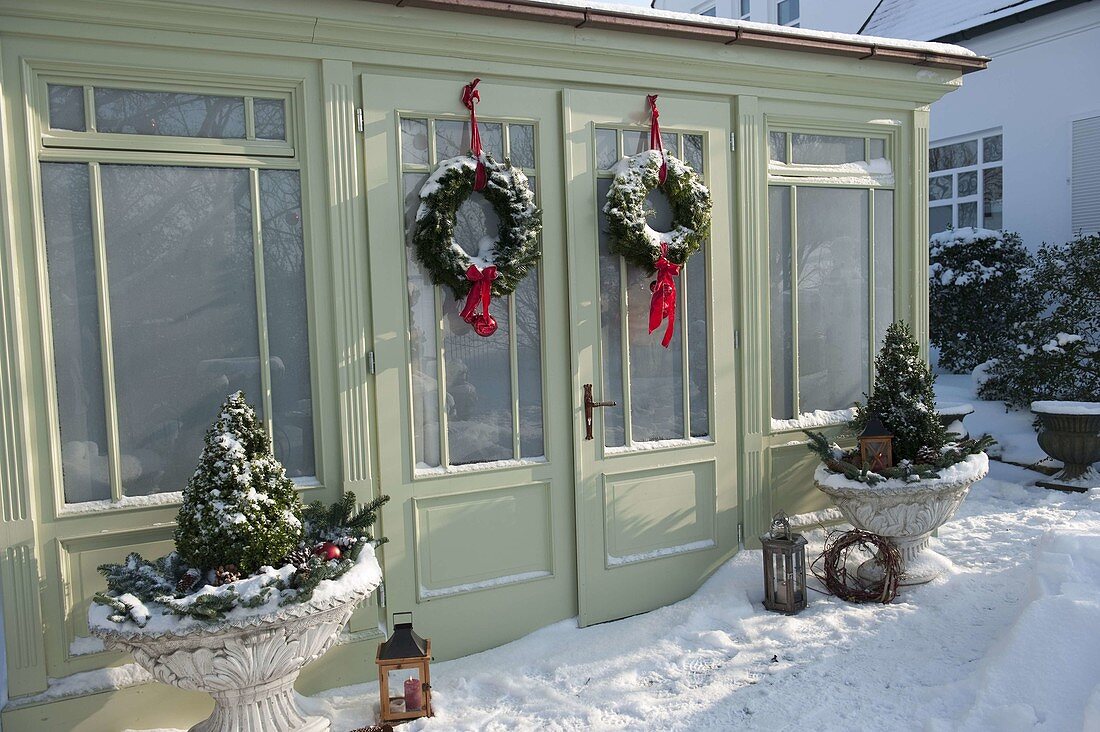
xmin=386 ymin=667 xmax=424 ymax=714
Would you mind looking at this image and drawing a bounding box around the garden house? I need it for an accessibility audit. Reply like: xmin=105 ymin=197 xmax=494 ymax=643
xmin=0 ymin=0 xmax=984 ymax=728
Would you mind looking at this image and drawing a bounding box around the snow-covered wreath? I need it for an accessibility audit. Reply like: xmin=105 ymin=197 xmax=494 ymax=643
xmin=413 ymin=153 xmax=542 ymax=336
xmin=603 ymin=149 xmax=712 ymax=346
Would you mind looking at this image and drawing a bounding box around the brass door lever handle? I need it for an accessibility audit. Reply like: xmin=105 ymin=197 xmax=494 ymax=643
xmin=583 ymin=383 xmax=617 ymax=441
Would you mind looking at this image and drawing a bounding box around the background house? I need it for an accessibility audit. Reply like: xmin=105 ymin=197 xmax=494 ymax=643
xmin=651 ymin=0 xmax=879 ymax=32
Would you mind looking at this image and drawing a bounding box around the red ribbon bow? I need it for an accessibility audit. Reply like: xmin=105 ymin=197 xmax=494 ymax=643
xmin=647 ymin=94 xmax=668 ymax=184
xmin=460 ymin=264 xmax=498 ymax=337
xmin=649 ymin=244 xmax=680 ymax=348
xmin=461 ymin=78 xmax=488 ymax=191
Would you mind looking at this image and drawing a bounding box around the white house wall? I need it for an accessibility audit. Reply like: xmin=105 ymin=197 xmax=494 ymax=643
xmin=929 ymin=2 xmax=1100 ymax=247
xmin=654 ymin=0 xmax=878 ymax=32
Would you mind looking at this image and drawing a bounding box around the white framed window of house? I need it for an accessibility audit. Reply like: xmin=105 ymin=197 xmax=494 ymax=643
xmin=775 ymin=0 xmax=799 ymax=27
xmin=928 ymin=130 xmax=1003 ymax=234
xmin=1071 ymin=114 xmax=1100 ymax=235
xmin=766 ymin=127 xmax=896 ymax=431
xmin=739 ymin=0 xmax=751 ymax=20
xmin=700 ymin=5 xmax=718 ymax=17
xmin=31 ymin=69 xmax=317 ymax=510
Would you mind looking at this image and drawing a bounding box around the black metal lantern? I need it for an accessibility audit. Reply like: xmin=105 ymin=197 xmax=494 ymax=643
xmin=859 ymin=415 xmax=894 ymax=472
xmin=760 ymin=511 xmax=808 ymax=614
xmin=376 ymin=612 xmax=433 ymax=723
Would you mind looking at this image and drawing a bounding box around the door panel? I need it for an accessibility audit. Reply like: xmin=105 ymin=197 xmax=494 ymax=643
xmin=565 ymin=89 xmax=739 ymax=626
xmin=363 ymin=72 xmax=575 ymax=660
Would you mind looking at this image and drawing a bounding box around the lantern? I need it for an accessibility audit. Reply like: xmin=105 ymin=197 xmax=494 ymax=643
xmin=859 ymin=415 xmax=894 ymax=472
xmin=376 ymin=612 xmax=433 ymax=723
xmin=760 ymin=511 xmax=808 ymax=614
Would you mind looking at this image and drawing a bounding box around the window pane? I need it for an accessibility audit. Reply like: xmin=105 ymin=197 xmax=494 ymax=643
xmin=404 ymin=173 xmax=441 ymax=468
xmin=597 ymin=178 xmax=626 ymax=447
xmin=94 ymin=88 xmax=246 ymax=139
xmin=796 ymin=188 xmax=868 ymax=412
xmin=48 ymin=84 xmax=86 ymax=132
xmin=434 ymin=119 xmax=502 ymax=160
xmin=622 ymin=130 xmax=647 ymax=156
xmin=957 ymin=170 xmax=978 ymax=197
xmin=929 ymin=175 xmax=952 ymax=201
xmin=684 ymin=134 xmax=704 ymax=174
xmin=958 ymin=201 xmax=977 ymax=229
xmin=253 ymin=98 xmax=286 ymax=141
xmin=930 ymin=140 xmax=977 ymax=172
xmin=41 ymin=163 xmax=111 ymax=503
xmin=687 ymin=240 xmax=709 ymax=438
xmin=400 ymin=118 xmax=430 ymax=167
xmin=741 ymin=0 xmax=751 ymax=15
xmin=874 ymin=190 xmax=894 ymax=352
xmin=769 ymin=132 xmax=788 ymax=163
xmin=869 ymin=138 xmax=886 ymax=159
xmin=701 ymin=6 xmax=717 ymax=15
xmin=983 ymin=167 xmax=1003 ymax=229
xmin=596 ymin=128 xmax=618 ymax=171
xmin=508 ymin=124 xmax=535 ymax=169
xmin=791 ymin=134 xmax=864 ymax=165
xmin=516 ymin=263 xmax=545 ymax=457
xmin=983 ymin=134 xmax=1002 ymax=163
xmin=259 ymin=170 xmax=314 ymax=478
xmin=101 ymin=165 xmax=259 ymax=496
xmin=929 ymin=205 xmax=952 ymax=234
xmin=768 ymin=186 xmax=794 ymax=422
xmin=778 ymin=0 xmax=799 ymax=24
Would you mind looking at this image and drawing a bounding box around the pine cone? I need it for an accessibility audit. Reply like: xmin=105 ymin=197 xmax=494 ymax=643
xmin=175 ymin=568 xmax=201 ymax=594
xmin=213 ymin=564 xmax=241 ymax=586
xmin=915 ymin=445 xmax=941 ymax=465
xmin=281 ymin=546 xmax=313 ymax=569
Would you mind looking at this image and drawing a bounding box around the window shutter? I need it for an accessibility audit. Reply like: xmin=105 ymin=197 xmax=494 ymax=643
xmin=1071 ymin=115 xmax=1100 ymax=235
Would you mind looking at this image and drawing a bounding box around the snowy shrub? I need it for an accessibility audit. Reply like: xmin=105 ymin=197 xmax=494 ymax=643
xmin=928 ymin=228 xmax=1039 ymax=374
xmin=175 ymin=391 xmax=304 ymax=575
xmin=979 ymin=235 xmax=1100 ymax=408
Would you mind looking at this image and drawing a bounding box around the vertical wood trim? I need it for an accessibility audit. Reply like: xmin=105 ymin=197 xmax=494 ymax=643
xmin=788 ymin=185 xmax=799 ymax=416
xmin=321 ymin=59 xmax=372 ymax=486
xmin=867 ymin=186 xmax=877 ymax=388
xmin=434 ymin=290 xmax=450 ymax=468
xmin=508 ymin=293 xmax=520 ymax=460
xmin=735 ymin=95 xmax=769 ymax=546
xmin=912 ymin=107 xmax=930 ymax=360
xmin=249 ymin=168 xmax=274 ymax=437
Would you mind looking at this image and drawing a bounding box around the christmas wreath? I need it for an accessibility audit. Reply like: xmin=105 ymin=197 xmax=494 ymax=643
xmin=413 ymin=153 xmax=542 ymax=336
xmin=603 ymin=149 xmax=712 ymax=346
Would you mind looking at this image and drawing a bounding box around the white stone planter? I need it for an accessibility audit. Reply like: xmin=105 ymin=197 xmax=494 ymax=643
xmin=90 ymin=547 xmax=382 ymax=732
xmin=814 ymin=453 xmax=989 ymax=586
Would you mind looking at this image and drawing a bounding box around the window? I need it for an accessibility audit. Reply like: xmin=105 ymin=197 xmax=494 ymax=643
xmin=700 ymin=5 xmax=718 ymax=16
xmin=776 ymin=0 xmax=799 ymax=27
xmin=767 ymin=130 xmax=894 ymax=428
xmin=1071 ymin=115 xmax=1100 ymax=235
xmin=928 ymin=131 xmax=1002 ymax=233
xmin=37 ymin=78 xmax=312 ymax=506
xmin=740 ymin=0 xmax=751 ymax=20
xmin=399 ymin=116 xmax=545 ymax=469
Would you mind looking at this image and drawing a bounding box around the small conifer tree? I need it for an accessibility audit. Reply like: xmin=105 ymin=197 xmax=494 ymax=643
xmin=853 ymin=322 xmax=947 ymax=462
xmin=175 ymin=392 xmax=303 ymax=574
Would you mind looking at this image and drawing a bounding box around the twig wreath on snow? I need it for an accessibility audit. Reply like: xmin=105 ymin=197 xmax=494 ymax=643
xmin=603 ymin=95 xmax=712 ymax=347
xmin=811 ymin=528 xmax=901 ymax=604
xmin=412 ymin=78 xmax=542 ymax=337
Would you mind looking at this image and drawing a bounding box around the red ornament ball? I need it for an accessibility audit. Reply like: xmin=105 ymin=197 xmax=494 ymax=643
xmin=314 ymin=541 xmax=341 ymax=561
xmin=472 ymin=313 xmax=498 ymax=337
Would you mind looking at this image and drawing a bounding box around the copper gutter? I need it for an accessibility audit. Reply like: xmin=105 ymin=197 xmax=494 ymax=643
xmin=359 ymin=0 xmax=988 ymax=73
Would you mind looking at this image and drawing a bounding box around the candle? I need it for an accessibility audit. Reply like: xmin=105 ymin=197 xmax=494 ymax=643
xmin=404 ymin=677 xmax=423 ymax=711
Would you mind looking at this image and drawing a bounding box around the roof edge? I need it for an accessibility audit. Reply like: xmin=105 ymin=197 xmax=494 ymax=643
xmin=361 ymin=0 xmax=988 ymax=74
xmin=931 ymin=0 xmax=1091 ymax=43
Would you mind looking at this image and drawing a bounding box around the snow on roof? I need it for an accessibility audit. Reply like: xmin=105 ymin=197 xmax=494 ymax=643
xmin=526 ymin=0 xmax=978 ymax=56
xmin=861 ymin=0 xmax=1062 ymax=42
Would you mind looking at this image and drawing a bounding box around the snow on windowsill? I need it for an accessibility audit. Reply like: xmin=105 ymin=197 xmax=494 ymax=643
xmin=5 ymin=663 xmax=154 ymax=709
xmin=1031 ymin=401 xmax=1100 ymax=416
xmin=415 ymin=456 xmax=547 ymax=476
xmin=604 ymin=437 xmax=711 ymax=454
xmin=68 ymin=635 xmax=107 ymax=657
xmin=771 ymin=408 xmax=856 ymax=433
xmin=768 ymin=158 xmax=894 ymax=186
xmin=420 ymin=570 xmax=552 ymax=600
xmin=788 ymin=506 xmax=844 ymax=530
xmin=607 ymin=539 xmax=715 ymax=567
xmin=57 ymin=491 xmax=184 ymax=516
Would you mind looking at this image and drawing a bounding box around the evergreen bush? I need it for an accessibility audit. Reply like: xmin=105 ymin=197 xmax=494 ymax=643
xmin=979 ymin=234 xmax=1100 ymax=408
xmin=928 ymin=228 xmax=1039 ymax=373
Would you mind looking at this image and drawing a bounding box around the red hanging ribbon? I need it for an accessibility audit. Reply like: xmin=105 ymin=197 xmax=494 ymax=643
xmin=461 ymin=78 xmax=488 ymax=191
xmin=460 ymin=264 xmax=498 ymax=337
xmin=647 ymin=94 xmax=668 ymax=184
xmin=649 ymin=244 xmax=680 ymax=348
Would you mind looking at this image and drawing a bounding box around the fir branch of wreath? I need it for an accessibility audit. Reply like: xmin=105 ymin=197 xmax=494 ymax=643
xmin=413 ymin=153 xmax=542 ymax=300
xmin=602 ymin=150 xmax=712 ymax=271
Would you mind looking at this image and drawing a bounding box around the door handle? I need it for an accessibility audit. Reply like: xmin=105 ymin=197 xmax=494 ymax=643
xmin=583 ymin=383 xmax=617 ymax=441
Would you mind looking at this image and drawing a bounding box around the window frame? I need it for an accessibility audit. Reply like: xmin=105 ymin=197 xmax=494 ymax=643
xmin=25 ymin=61 xmax=322 ymax=516
xmin=765 ymin=119 xmax=899 ymax=433
xmin=928 ymin=129 xmax=1002 ymax=234
xmin=774 ymin=0 xmax=799 ymax=27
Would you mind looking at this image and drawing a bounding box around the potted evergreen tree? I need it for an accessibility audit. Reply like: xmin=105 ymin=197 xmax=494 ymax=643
xmin=89 ymin=392 xmax=388 ymax=732
xmin=807 ymin=323 xmax=993 ymax=586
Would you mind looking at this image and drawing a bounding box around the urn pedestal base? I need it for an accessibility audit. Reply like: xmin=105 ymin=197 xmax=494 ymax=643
xmin=855 ymin=533 xmax=954 ymax=586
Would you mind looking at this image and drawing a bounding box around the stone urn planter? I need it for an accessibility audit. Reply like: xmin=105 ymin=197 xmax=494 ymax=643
xmin=1031 ymin=401 xmax=1100 ymax=492
xmin=815 ymin=453 xmax=989 ymax=585
xmin=936 ymin=402 xmax=975 ymax=440
xmin=90 ymin=546 xmax=382 ymax=732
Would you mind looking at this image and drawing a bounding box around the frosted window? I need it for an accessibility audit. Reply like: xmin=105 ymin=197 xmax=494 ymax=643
xmin=101 ymin=165 xmax=260 ymax=496
xmin=254 ymin=98 xmax=286 ymax=141
xmin=48 ymin=85 xmax=86 ymax=132
xmin=622 ymin=130 xmax=647 ymax=156
xmin=596 ymin=128 xmax=618 ymax=171
xmin=401 ymin=119 xmax=430 ymax=167
xmin=874 ymin=191 xmax=894 ymax=351
xmin=516 ymin=262 xmax=544 ymax=457
xmin=791 ymin=134 xmax=864 ymax=165
xmin=259 ymin=170 xmax=314 ymax=478
xmin=796 ymin=188 xmax=869 ymax=412
xmin=597 ymin=177 xmax=626 ymax=447
xmin=41 ymin=163 xmax=111 ymax=503
xmin=768 ymin=186 xmax=794 ymax=421
xmin=508 ymin=124 xmax=535 ymax=169
xmin=769 ymin=132 xmax=788 ymax=163
xmin=686 ymin=246 xmax=709 ymax=437
xmin=869 ymin=138 xmax=886 ymax=159
xmin=94 ymin=88 xmax=246 ymax=138
xmin=435 ymin=120 xmax=502 ymax=159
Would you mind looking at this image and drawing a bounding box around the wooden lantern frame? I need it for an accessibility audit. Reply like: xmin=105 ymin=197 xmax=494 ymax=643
xmin=376 ymin=638 xmax=433 ymax=723
xmin=859 ymin=415 xmax=894 ymax=472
